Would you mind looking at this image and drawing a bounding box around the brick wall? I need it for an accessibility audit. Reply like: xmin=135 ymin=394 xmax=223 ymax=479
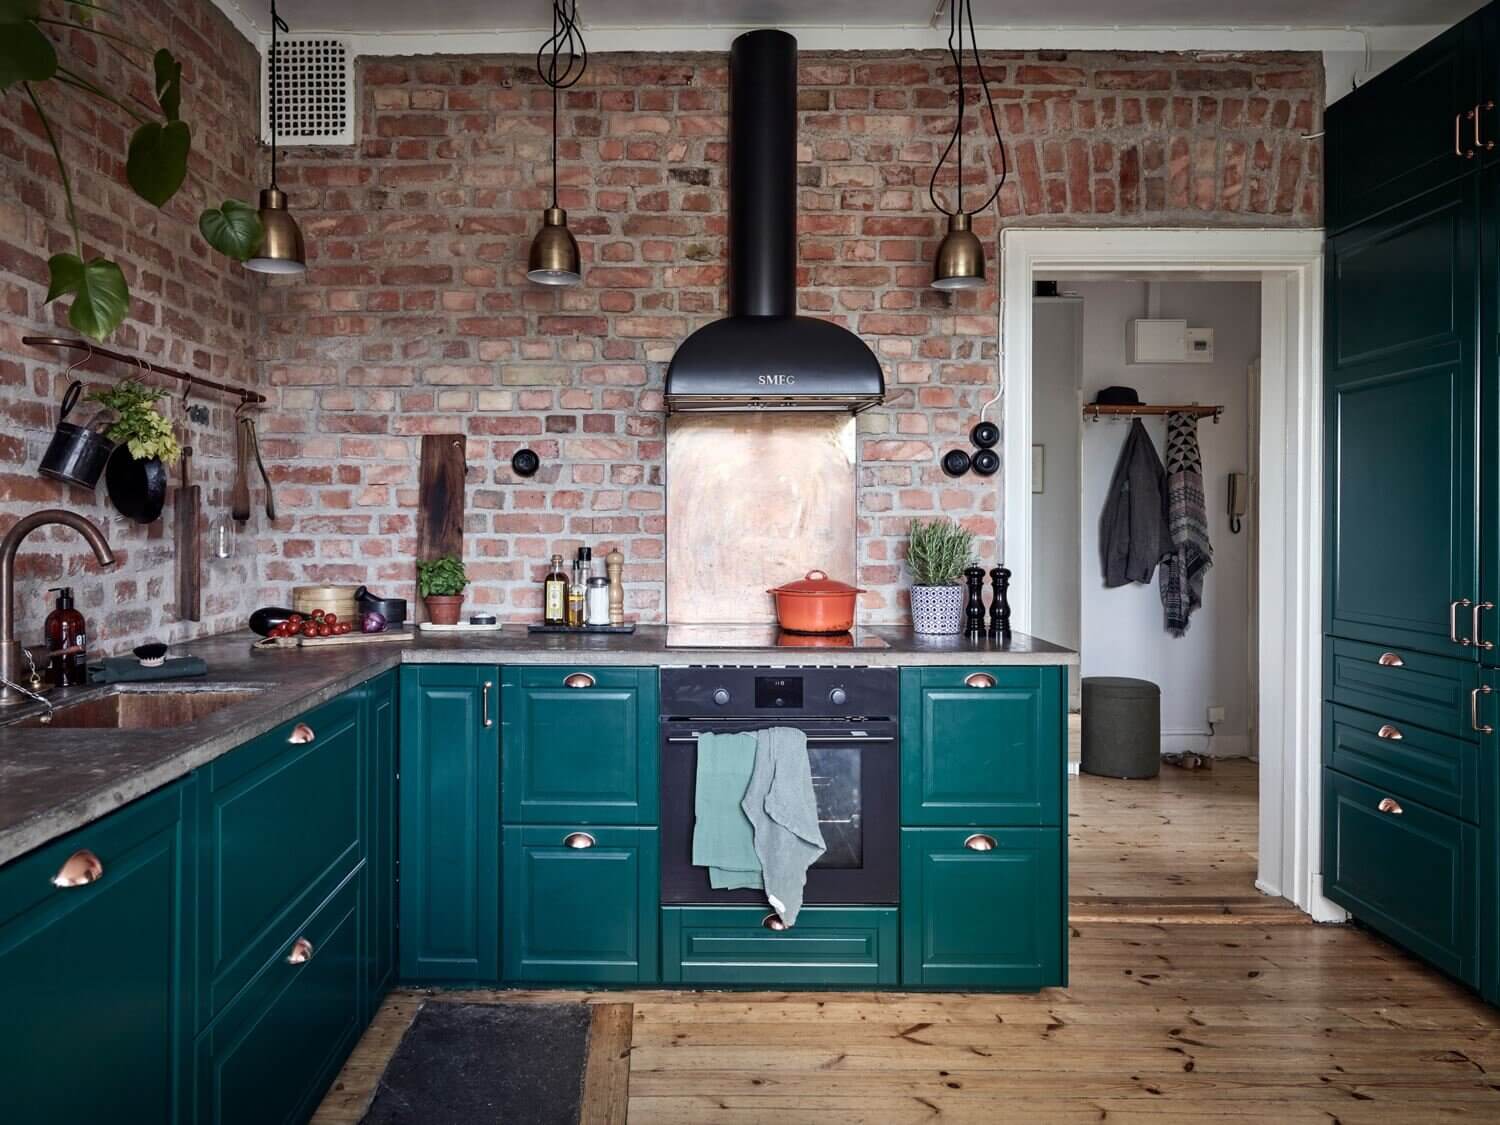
xmin=0 ymin=1 xmax=261 ymax=654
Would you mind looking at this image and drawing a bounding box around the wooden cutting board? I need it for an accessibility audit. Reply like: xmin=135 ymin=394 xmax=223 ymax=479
xmin=176 ymin=447 xmax=201 ymax=621
xmin=254 ymin=626 xmax=416 ymax=650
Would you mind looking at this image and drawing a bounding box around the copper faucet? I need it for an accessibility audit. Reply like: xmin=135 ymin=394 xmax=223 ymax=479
xmin=0 ymin=509 xmax=116 ymax=705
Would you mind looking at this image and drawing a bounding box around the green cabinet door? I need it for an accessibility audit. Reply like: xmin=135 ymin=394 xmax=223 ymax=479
xmin=0 ymin=783 xmax=194 ymax=1125
xmin=900 ymin=666 xmax=1064 ymax=827
xmin=364 ymin=670 xmax=398 ymax=1015
xmin=900 ymin=827 xmax=1064 ymax=989
xmin=501 ymin=666 xmax=659 ymax=825
xmin=1325 ymin=176 xmax=1479 ymax=657
xmin=1325 ymin=19 xmax=1479 ymax=233
xmin=1480 ymin=163 xmax=1500 ymax=664
xmin=399 ymin=664 xmax=500 ymax=983
xmin=502 ymin=825 xmax=658 ymax=984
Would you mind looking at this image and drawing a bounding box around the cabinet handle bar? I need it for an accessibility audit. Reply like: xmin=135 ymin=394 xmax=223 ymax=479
xmin=482 ymin=680 xmax=493 ymax=728
xmin=1451 ymin=599 xmax=1473 ymax=646
xmin=1472 ymin=685 xmax=1493 ymax=735
xmin=1474 ymin=602 xmax=1495 ymax=651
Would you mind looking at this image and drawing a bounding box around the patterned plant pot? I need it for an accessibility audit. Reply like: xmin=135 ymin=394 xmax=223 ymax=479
xmin=910 ymin=584 xmax=965 ymax=635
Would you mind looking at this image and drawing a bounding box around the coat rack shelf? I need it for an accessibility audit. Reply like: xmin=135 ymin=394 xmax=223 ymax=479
xmin=23 ymin=336 xmax=267 ymax=405
xmin=1083 ymin=403 xmax=1222 ymax=424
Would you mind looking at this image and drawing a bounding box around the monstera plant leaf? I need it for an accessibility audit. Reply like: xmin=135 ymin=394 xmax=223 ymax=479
xmin=46 ymin=253 xmax=130 ymax=341
xmin=126 ymin=119 xmax=190 ymax=207
xmin=152 ymin=47 xmax=181 ymax=120
xmin=199 ymin=199 xmax=263 ymax=261
xmin=0 ymin=19 xmax=57 ymax=91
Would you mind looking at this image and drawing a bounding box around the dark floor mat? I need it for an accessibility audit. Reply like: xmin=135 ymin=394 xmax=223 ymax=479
xmin=361 ymin=1001 xmax=592 ymax=1125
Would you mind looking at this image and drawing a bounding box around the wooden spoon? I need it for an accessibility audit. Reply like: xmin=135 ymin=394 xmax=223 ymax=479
xmin=230 ymin=417 xmax=251 ymax=522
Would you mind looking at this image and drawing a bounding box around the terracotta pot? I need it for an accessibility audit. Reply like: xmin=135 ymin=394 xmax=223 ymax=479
xmin=424 ymin=594 xmax=464 ymax=625
xmin=766 ymin=570 xmax=865 ymax=635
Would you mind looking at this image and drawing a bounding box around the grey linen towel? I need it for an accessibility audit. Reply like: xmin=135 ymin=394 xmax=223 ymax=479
xmin=1099 ymin=418 xmax=1171 ymax=587
xmin=741 ymin=727 xmax=826 ymax=926
xmin=691 ymin=732 xmax=763 ymax=890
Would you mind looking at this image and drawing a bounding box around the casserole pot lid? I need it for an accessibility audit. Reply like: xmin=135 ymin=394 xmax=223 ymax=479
xmin=768 ymin=569 xmax=866 ymax=596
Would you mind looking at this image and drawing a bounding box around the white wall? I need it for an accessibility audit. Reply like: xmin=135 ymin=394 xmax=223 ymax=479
xmin=1064 ymin=279 xmax=1260 ymax=757
xmin=1030 ymin=298 xmax=1083 ymax=709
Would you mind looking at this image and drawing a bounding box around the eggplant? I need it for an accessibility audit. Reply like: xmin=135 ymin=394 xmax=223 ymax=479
xmin=248 ymin=606 xmax=297 ymax=637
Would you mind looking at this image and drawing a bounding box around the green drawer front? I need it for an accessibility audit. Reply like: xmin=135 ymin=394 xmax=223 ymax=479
xmin=0 ymin=783 xmax=194 ymax=1125
xmin=502 ymin=666 xmax=658 ymax=825
xmin=194 ymin=872 xmax=363 ymax=1125
xmin=900 ymin=666 xmax=1063 ymax=827
xmin=1323 ymin=768 xmax=1478 ymax=986
xmin=198 ymin=691 xmax=363 ymax=1020
xmin=1324 ymin=702 xmax=1476 ymax=822
xmin=661 ymin=907 xmax=898 ymax=987
xmin=1325 ymin=636 xmax=1478 ymax=741
xmin=900 ymin=827 xmax=1064 ymax=990
xmin=502 ymin=826 xmax=658 ymax=984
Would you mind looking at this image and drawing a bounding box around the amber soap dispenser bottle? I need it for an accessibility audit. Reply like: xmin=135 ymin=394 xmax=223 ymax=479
xmin=45 ymin=586 xmax=87 ymax=687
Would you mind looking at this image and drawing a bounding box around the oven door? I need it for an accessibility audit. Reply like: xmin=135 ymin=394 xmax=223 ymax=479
xmin=659 ymin=723 xmax=899 ymax=905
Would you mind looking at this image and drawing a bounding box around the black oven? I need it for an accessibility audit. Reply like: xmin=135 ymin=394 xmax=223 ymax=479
xmin=659 ymin=665 xmax=899 ymax=905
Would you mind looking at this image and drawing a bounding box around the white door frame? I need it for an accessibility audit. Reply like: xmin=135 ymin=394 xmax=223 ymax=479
xmin=999 ymin=227 xmax=1341 ymax=922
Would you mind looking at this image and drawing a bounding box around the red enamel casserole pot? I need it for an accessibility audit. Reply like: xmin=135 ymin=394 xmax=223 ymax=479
xmin=767 ymin=569 xmax=865 ymax=635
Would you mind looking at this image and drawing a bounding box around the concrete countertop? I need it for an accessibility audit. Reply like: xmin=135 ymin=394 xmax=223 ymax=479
xmin=0 ymin=625 xmax=1076 ymax=867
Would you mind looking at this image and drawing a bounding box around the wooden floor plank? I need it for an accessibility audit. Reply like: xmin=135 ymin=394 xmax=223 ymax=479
xmin=580 ymin=1002 xmax=634 ymax=1125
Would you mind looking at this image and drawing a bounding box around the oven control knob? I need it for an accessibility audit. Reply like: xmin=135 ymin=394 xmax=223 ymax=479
xmin=828 ymin=687 xmax=848 ymax=706
xmin=712 ymin=688 xmax=730 ymax=706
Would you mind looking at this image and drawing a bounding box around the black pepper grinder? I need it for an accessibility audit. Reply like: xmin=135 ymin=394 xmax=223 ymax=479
xmin=964 ymin=566 xmax=987 ymax=637
xmin=989 ymin=565 xmax=1012 ymax=638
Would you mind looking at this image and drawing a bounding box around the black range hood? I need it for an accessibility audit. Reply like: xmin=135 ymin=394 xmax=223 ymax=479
xmin=664 ymin=30 xmax=884 ymax=414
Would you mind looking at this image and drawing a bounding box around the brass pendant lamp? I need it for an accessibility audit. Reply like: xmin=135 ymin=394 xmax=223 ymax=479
xmin=246 ymin=0 xmax=306 ymax=275
xmin=930 ymin=0 xmax=1008 ymax=291
xmin=528 ymin=1 xmax=587 ymax=286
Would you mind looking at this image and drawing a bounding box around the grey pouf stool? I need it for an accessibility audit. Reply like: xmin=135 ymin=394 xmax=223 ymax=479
xmin=1080 ymin=676 xmax=1161 ymax=779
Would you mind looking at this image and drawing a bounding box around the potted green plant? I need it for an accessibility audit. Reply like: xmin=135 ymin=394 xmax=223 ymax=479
xmin=416 ymin=555 xmax=469 ymax=625
xmin=906 ymin=517 xmax=975 ymax=635
xmin=87 ymin=380 xmax=181 ymax=523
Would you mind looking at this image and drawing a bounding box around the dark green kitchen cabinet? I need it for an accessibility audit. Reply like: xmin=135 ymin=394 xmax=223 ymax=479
xmin=0 ymin=782 xmax=194 ymax=1125
xmin=661 ymin=906 xmax=898 ymax=987
xmin=501 ymin=825 xmax=658 ymax=984
xmin=1325 ymin=19 xmax=1480 ymax=233
xmin=363 ymin=670 xmax=398 ymax=1015
xmin=900 ymin=665 xmax=1064 ymax=826
xmin=1324 ymin=175 xmax=1479 ymax=658
xmin=501 ymin=665 xmax=658 ymax=825
xmin=399 ymin=664 xmax=500 ymax=982
xmin=900 ymin=827 xmax=1064 ymax=989
xmin=1480 ymin=162 xmax=1500 ymax=663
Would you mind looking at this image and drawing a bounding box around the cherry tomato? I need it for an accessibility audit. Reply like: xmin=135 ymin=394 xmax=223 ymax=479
xmin=324 ymin=613 xmax=337 ymax=625
xmin=303 ymin=623 xmax=319 ymax=638
xmin=312 ymin=608 xmax=325 ymax=619
xmin=318 ymin=624 xmax=332 ymax=637
xmin=288 ymin=614 xmax=303 ymax=627
xmin=339 ymin=622 xmax=353 ymax=634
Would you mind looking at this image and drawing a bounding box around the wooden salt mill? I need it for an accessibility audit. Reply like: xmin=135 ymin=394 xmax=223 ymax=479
xmin=606 ymin=549 xmax=625 ymax=626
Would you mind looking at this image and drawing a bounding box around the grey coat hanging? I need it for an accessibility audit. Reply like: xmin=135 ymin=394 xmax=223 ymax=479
xmin=1100 ymin=418 xmax=1171 ymax=587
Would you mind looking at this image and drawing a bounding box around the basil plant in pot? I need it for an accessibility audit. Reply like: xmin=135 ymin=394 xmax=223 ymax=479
xmin=417 ymin=555 xmax=469 ymax=626
xmin=906 ymin=517 xmax=975 ymax=635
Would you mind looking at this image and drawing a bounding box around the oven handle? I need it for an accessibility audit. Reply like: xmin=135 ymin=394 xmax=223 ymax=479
xmin=665 ymin=735 xmax=895 ymax=744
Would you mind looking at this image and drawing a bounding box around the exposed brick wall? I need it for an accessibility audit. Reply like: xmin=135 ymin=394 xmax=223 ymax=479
xmin=267 ymin=47 xmax=1320 ymax=625
xmin=0 ymin=0 xmax=262 ymax=653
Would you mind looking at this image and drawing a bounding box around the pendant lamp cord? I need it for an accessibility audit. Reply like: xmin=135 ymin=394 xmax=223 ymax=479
xmin=268 ymin=0 xmax=289 ymax=189
xmin=536 ymin=0 xmax=587 ymax=209
xmin=928 ymin=0 xmax=1009 ymax=217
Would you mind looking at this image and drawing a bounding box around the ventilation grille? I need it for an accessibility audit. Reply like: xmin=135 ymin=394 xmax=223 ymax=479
xmin=262 ymin=35 xmax=354 ymax=146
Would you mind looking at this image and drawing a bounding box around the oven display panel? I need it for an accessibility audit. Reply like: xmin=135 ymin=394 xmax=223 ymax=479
xmin=754 ymin=675 xmax=803 ymax=709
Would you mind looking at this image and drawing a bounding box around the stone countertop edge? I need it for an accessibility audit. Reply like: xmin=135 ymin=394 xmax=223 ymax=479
xmin=0 ymin=626 xmax=1076 ymax=867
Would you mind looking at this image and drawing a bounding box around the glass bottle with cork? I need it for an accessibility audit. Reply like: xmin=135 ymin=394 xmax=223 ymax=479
xmin=542 ymin=554 xmax=569 ymax=626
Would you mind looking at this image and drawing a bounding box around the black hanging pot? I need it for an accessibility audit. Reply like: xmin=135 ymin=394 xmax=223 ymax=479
xmin=38 ymin=381 xmax=116 ymax=489
xmin=105 ymin=446 xmax=168 ymax=524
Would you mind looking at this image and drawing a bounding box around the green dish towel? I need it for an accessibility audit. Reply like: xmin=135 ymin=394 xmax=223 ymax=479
xmin=88 ymin=656 xmax=209 ymax=684
xmin=742 ymin=727 xmax=826 ymax=927
xmin=692 ymin=732 xmax=763 ymax=890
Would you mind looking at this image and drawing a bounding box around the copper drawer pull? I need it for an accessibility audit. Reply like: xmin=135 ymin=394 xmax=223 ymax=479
xmin=1376 ymin=723 xmax=1403 ymax=741
xmin=1472 ymin=686 xmax=1494 ymax=735
xmin=963 ymin=833 xmax=997 ymax=851
xmin=564 ymin=672 xmax=596 ymax=689
xmin=761 ymin=913 xmax=789 ymax=932
xmin=1377 ymin=797 xmax=1403 ymax=815
xmin=1474 ymin=602 xmax=1495 ymax=651
xmin=52 ymin=849 xmax=103 ymax=888
xmin=563 ymin=832 xmax=595 ymax=849
xmin=288 ymin=723 xmax=315 ymax=744
xmin=286 ymin=937 xmax=314 ymax=964
xmin=1376 ymin=652 xmax=1405 ymax=667
xmin=482 ymin=680 xmax=493 ymax=727
xmin=1451 ymin=599 xmax=1473 ymax=646
xmin=964 ymin=672 xmax=996 ymax=689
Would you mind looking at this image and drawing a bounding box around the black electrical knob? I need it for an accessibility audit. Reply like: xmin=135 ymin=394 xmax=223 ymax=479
xmin=941 ymin=448 xmax=972 ymax=477
xmin=970 ymin=420 xmax=999 ymax=449
xmin=712 ymin=688 xmax=730 ymax=706
xmin=511 ymin=448 xmax=540 ymax=477
xmin=829 ymin=687 xmax=848 ymax=706
xmin=972 ymin=448 xmax=1000 ymax=476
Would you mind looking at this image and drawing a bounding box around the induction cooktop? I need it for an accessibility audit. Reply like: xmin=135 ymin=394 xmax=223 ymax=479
xmin=663 ymin=624 xmax=891 ymax=650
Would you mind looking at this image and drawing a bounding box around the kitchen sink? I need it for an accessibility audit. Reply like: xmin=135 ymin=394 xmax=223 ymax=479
xmin=7 ymin=685 xmax=264 ymax=729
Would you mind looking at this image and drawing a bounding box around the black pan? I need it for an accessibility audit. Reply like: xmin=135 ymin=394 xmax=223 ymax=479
xmin=105 ymin=446 xmax=167 ymax=523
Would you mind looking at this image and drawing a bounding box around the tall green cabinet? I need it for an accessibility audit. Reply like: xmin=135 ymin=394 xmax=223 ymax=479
xmin=1323 ymin=0 xmax=1500 ymax=1004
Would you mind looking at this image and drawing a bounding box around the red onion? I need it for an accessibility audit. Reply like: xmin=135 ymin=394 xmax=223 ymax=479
xmin=361 ymin=610 xmax=387 ymax=633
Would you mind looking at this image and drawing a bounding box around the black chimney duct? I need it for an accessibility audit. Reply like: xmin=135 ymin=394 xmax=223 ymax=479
xmin=730 ymin=30 xmax=796 ymax=318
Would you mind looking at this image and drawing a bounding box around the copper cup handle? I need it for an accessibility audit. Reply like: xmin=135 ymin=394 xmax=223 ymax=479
xmin=52 ymin=849 xmax=104 ymax=888
xmin=564 ymin=672 xmax=596 ymax=689
xmin=288 ymin=723 xmax=316 ymax=744
xmin=964 ymin=834 xmax=997 ymax=851
xmin=964 ymin=672 xmax=996 ymax=689
xmin=563 ymin=832 xmax=595 ymax=849
xmin=1376 ymin=651 xmax=1404 ymax=667
xmin=761 ymin=913 xmax=789 ymax=932
xmin=286 ymin=937 xmax=314 ymax=964
xmin=1472 ymin=686 xmax=1494 ymax=735
xmin=1377 ymin=797 xmax=1403 ymax=816
xmin=1376 ymin=723 xmax=1403 ymax=741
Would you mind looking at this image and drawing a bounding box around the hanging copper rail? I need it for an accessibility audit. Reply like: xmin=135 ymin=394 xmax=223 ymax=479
xmin=23 ymin=336 xmax=267 ymax=405
xmin=1083 ymin=403 xmax=1222 ymax=424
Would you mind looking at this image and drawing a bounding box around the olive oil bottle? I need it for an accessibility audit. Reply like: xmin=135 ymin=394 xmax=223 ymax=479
xmin=543 ymin=553 xmax=569 ymax=626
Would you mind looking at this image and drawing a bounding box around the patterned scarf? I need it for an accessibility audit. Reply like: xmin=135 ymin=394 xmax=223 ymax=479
xmin=1159 ymin=412 xmax=1212 ymax=636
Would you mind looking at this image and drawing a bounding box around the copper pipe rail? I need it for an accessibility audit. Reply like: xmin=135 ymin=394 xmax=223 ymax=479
xmin=1083 ymin=403 xmax=1223 ymax=424
xmin=23 ymin=335 xmax=267 ymax=405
